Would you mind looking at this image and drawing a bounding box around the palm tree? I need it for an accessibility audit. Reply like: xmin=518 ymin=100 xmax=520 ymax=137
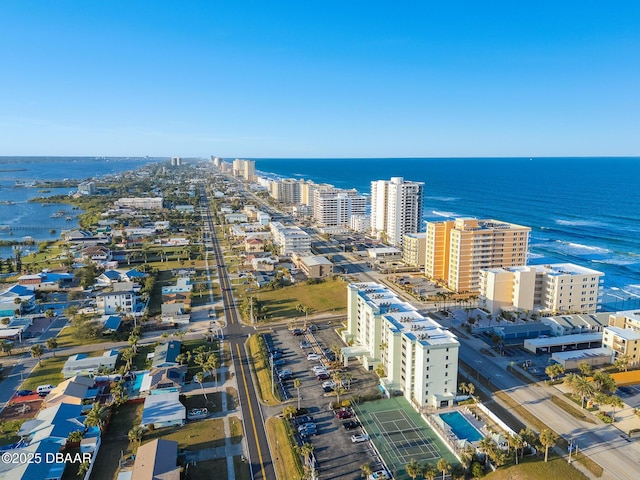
xmin=578 ymin=361 xmax=592 ymax=377
xmin=614 ymin=354 xmax=631 ymax=372
xmin=510 ymin=434 xmax=524 ymax=464
xmin=128 ymin=426 xmax=143 ymax=446
xmin=423 ymin=463 xmax=438 ymax=480
xmin=282 ymin=405 xmax=297 ymax=419
xmin=406 ymin=459 xmax=421 ymax=479
xmin=545 ymin=363 xmax=565 ymax=382
xmin=436 ymin=458 xmax=451 ymax=480
xmin=84 ymin=402 xmax=108 ymax=434
xmin=67 ymin=429 xmax=84 ymax=445
xmin=206 ymin=354 xmax=220 ymax=385
xmin=360 ymin=463 xmax=373 ymax=478
xmin=539 ymin=429 xmax=555 ymax=462
xmin=30 ymin=343 xmax=44 ymax=367
xmin=45 ymin=338 xmax=58 ymax=357
xmin=77 ymin=460 xmax=91 ymax=477
xmin=128 ymin=334 xmax=140 ymax=354
xmin=121 ymin=348 xmax=136 ymax=371
xmin=195 ymin=371 xmax=208 ymax=401
xmin=299 ymin=442 xmax=314 ymax=467
xmin=294 ymin=378 xmax=302 ymax=410
xmin=565 ymin=373 xmax=595 ymax=409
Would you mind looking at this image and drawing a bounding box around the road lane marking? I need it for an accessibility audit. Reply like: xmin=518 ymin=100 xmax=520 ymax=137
xmin=236 ymin=343 xmax=267 ymax=480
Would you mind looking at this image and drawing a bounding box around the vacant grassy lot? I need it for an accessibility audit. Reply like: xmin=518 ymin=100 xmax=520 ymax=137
xmin=56 ymin=325 xmax=113 ymax=348
xmin=229 ymin=415 xmax=243 ymax=444
xmin=239 ymin=278 xmax=347 ymax=321
xmin=20 ymin=355 xmax=67 ymax=391
xmin=91 ymin=403 xmax=143 ymax=480
xmin=143 ymin=417 xmax=226 ymax=450
xmin=486 ymin=457 xmax=588 ymax=480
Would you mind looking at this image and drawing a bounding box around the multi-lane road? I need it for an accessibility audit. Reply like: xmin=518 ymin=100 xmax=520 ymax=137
xmin=200 ymin=192 xmax=276 ymax=480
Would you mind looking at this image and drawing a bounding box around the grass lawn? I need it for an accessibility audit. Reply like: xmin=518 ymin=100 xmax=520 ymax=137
xmin=236 ymin=278 xmax=348 ymax=321
xmin=184 ymin=458 xmax=227 ymax=479
xmin=20 ymin=355 xmax=67 ymax=391
xmin=486 ymin=457 xmax=588 ymax=480
xmin=56 ymin=325 xmax=113 ymax=349
xmin=234 ymin=455 xmax=252 ymax=480
xmin=184 ymin=392 xmax=224 ymax=413
xmin=551 ymin=395 xmax=596 ymax=424
xmin=229 ymin=415 xmax=243 ymax=444
xmin=265 ymin=417 xmax=303 ymax=480
xmin=134 ymin=344 xmax=155 ymax=370
xmin=246 ymin=335 xmax=279 ymax=405
xmin=143 ymin=417 xmax=226 ymax=450
xmin=91 ymin=403 xmax=143 ymax=480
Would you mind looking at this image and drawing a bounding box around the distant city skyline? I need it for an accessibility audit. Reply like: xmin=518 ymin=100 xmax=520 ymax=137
xmin=1 ymin=1 xmax=639 ymax=158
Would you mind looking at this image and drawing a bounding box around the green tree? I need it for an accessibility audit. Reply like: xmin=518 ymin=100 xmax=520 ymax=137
xmin=360 ymin=463 xmax=373 ymax=478
xmin=45 ymin=338 xmax=58 ymax=357
xmin=539 ymin=429 xmax=555 ymax=462
xmin=282 ymin=405 xmax=297 ymax=419
xmin=30 ymin=343 xmax=44 ymax=367
xmin=614 ymin=354 xmax=631 ymax=372
xmin=423 ymin=463 xmax=438 ymax=480
xmin=294 ymin=378 xmax=302 ymax=410
xmin=67 ymin=430 xmax=84 ymax=444
xmin=128 ymin=426 xmax=144 ymax=445
xmin=84 ymin=402 xmax=108 ymax=433
xmin=77 ymin=461 xmax=90 ymax=477
xmin=578 ymin=361 xmax=593 ymax=377
xmin=0 ymin=340 xmax=13 ymax=355
xmin=406 ymin=459 xmax=421 ymax=479
xmin=437 ymin=458 xmax=451 ymax=480
xmin=194 ymin=371 xmax=208 ymax=401
xmin=565 ymin=373 xmax=595 ymax=408
xmin=545 ymin=363 xmax=565 ymax=382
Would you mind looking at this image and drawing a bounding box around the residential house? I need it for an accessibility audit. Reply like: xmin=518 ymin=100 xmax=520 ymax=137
xmin=102 ymin=315 xmax=122 ymax=334
xmin=245 ymin=237 xmax=265 ymax=252
xmin=97 ymin=282 xmax=138 ymax=315
xmin=0 ymin=284 xmax=36 ymax=316
xmin=0 ymin=440 xmax=68 ymax=480
xmin=81 ymin=246 xmax=113 ymax=264
xmin=161 ymin=303 xmax=190 ymax=325
xmin=131 ymin=439 xmax=180 ymax=480
xmin=151 ymin=341 xmax=181 ymax=368
xmin=161 ymin=277 xmax=192 ymax=294
xmin=140 ymin=392 xmax=186 ymax=429
xmin=139 ymin=365 xmax=187 ymax=394
xmin=18 ymin=403 xmax=85 ymax=446
xmin=44 ymin=376 xmax=98 ymax=408
xmin=62 ymin=350 xmax=119 ymax=378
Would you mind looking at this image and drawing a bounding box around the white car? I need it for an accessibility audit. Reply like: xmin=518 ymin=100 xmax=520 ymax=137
xmin=368 ymin=470 xmax=390 ymax=480
xmin=307 ymin=353 xmax=322 ymax=361
xmin=351 ymin=433 xmax=370 ymax=443
xmin=322 ymin=380 xmax=336 ymax=389
xmin=312 ymin=366 xmax=329 ymax=374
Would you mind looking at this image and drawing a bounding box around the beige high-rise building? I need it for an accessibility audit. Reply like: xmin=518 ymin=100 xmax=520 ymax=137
xmin=425 ymin=218 xmax=530 ymax=293
xmin=232 ymin=159 xmax=256 ymax=182
xmin=402 ymin=232 xmax=427 ymax=268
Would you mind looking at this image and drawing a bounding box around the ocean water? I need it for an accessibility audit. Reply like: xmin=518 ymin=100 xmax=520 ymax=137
xmin=0 ymin=157 xmax=162 ymax=258
xmin=255 ymin=157 xmax=640 ymax=311
xmin=1 ymin=156 xmax=638 ymax=312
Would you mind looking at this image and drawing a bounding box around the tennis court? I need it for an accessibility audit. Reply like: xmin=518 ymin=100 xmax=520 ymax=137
xmin=353 ymin=397 xmax=458 ymax=478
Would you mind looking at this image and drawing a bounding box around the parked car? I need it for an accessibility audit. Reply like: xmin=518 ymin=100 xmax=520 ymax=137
xmin=274 ymin=359 xmax=286 ymax=367
xmin=278 ymin=369 xmax=292 ymax=380
xmin=291 ymin=328 xmax=303 ymax=336
xmin=322 ymin=380 xmax=336 ymax=389
xmin=351 ymin=433 xmax=370 ymax=443
xmin=343 ymin=420 xmax=360 ymax=430
xmin=298 ymin=422 xmax=316 ymax=432
xmin=368 ymin=470 xmax=390 ymax=480
xmin=307 ymin=324 xmax=318 ymax=332
xmin=323 ymin=386 xmax=334 ymax=393
xmin=187 ymin=408 xmax=209 ymax=420
xmin=312 ymin=365 xmax=328 ymax=373
xmin=271 ymin=350 xmax=283 ymax=360
xmin=307 ymin=353 xmax=322 ymax=361
xmin=300 ymin=341 xmax=312 ymax=349
xmin=316 ymin=373 xmax=330 ymax=381
xmin=15 ymin=390 xmax=33 ymax=397
xmin=336 ymin=409 xmax=353 ymax=419
xmin=293 ymin=415 xmax=315 ymax=426
xmin=37 ymin=384 xmax=55 ymax=396
xmin=300 ymin=427 xmax=317 ymax=438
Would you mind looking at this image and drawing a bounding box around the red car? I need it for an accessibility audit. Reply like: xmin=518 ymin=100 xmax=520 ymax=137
xmin=316 ymin=373 xmax=330 ymax=381
xmin=337 ymin=409 xmax=353 ymax=419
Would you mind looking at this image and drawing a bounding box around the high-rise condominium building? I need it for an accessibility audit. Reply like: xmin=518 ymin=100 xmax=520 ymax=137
xmin=479 ymin=263 xmax=604 ymax=315
xmin=425 ymin=218 xmax=530 ymax=293
xmin=371 ymin=177 xmax=424 ymax=248
xmin=232 ymin=159 xmax=256 ymax=182
xmin=344 ymin=282 xmax=459 ymax=408
xmin=313 ymin=189 xmax=367 ymax=227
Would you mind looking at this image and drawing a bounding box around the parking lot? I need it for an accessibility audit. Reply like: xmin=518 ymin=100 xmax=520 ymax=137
xmin=266 ymin=322 xmax=386 ymax=479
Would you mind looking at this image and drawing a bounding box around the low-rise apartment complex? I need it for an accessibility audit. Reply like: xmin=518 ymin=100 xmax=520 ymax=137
xmin=343 ymin=282 xmax=459 ymax=409
xmin=270 ymin=221 xmax=311 ymax=255
xmin=479 ymin=263 xmax=604 ymax=316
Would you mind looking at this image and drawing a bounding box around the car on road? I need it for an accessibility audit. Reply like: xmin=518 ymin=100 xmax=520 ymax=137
xmin=343 ymin=420 xmax=360 ymax=430
xmin=351 ymin=433 xmax=370 ymax=443
xmin=15 ymin=390 xmax=33 ymax=397
xmin=307 ymin=353 xmax=322 ymax=361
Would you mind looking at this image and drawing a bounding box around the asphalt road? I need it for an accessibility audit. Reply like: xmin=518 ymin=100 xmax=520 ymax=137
xmin=201 ymin=192 xmax=276 ymax=480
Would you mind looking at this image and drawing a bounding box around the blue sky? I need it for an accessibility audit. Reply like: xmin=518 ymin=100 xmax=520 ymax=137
xmin=1 ymin=1 xmax=639 ymax=157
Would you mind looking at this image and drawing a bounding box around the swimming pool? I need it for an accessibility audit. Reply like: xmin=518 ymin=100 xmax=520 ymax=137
xmin=439 ymin=411 xmax=483 ymax=442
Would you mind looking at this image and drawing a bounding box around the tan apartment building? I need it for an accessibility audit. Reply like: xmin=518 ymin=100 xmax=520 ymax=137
xmin=425 ymin=218 xmax=530 ymax=293
xmin=479 ymin=263 xmax=604 ymax=316
xmin=402 ymin=232 xmax=427 ymax=268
